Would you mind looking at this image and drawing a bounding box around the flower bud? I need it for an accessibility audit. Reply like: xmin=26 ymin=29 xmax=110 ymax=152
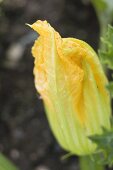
xmin=29 ymin=20 xmax=111 ymax=155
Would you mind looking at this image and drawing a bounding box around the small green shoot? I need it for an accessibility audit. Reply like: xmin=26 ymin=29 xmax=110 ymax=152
xmin=0 ymin=153 xmax=18 ymax=170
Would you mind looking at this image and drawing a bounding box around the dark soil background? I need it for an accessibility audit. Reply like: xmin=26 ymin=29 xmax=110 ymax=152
xmin=0 ymin=0 xmax=100 ymax=170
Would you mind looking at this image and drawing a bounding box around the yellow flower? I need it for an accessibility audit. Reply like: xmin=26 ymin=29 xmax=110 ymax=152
xmin=29 ymin=20 xmax=111 ymax=155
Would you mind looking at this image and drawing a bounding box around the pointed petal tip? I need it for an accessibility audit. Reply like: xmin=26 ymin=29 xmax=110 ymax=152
xmin=25 ymin=23 xmax=32 ymax=28
xmin=26 ymin=20 xmax=53 ymax=36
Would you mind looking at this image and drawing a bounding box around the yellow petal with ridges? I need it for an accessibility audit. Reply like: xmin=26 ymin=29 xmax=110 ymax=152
xmin=29 ymin=20 xmax=111 ymax=155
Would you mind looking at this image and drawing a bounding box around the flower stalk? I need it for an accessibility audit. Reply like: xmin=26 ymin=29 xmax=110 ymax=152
xmin=79 ymin=155 xmax=105 ymax=170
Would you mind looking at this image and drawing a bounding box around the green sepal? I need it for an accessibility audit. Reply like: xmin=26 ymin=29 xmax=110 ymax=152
xmin=99 ymin=25 xmax=113 ymax=69
xmin=61 ymin=153 xmax=74 ymax=160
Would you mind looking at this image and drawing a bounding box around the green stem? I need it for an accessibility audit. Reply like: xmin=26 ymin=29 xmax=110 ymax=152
xmin=99 ymin=22 xmax=108 ymax=49
xmin=79 ymin=156 xmax=105 ymax=170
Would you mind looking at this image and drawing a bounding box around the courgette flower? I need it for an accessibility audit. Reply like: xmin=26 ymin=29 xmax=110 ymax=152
xmin=29 ymin=20 xmax=111 ymax=155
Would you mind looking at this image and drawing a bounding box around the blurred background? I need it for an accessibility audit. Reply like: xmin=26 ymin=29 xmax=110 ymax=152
xmin=0 ymin=0 xmax=100 ymax=169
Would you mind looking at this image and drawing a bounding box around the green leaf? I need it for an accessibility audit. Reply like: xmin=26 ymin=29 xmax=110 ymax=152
xmin=89 ymin=127 xmax=113 ymax=167
xmin=106 ymin=82 xmax=113 ymax=98
xmin=0 ymin=153 xmax=18 ymax=170
xmin=99 ymin=25 xmax=113 ymax=69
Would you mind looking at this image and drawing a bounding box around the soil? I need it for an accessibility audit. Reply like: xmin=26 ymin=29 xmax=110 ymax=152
xmin=0 ymin=0 xmax=101 ymax=170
